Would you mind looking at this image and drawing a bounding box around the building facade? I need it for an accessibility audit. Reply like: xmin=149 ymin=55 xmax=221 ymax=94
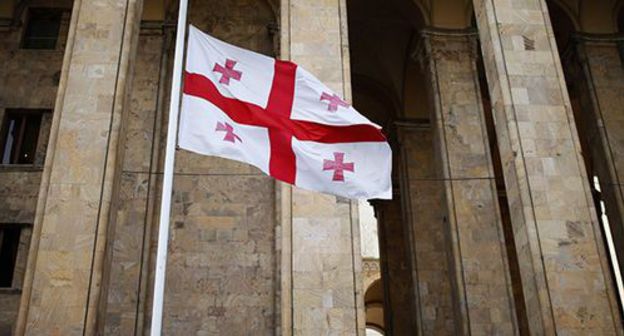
xmin=0 ymin=0 xmax=623 ymax=335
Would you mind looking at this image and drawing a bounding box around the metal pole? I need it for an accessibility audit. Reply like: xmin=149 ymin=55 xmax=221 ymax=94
xmin=150 ymin=0 xmax=188 ymax=334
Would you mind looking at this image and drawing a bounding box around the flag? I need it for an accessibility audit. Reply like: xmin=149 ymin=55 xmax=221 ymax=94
xmin=178 ymin=25 xmax=392 ymax=200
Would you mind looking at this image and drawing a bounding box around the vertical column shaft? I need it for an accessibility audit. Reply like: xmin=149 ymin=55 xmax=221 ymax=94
xmin=567 ymin=35 xmax=624 ymax=283
xmin=417 ymin=29 xmax=518 ymax=335
xmin=17 ymin=0 xmax=144 ymax=334
xmin=281 ymin=0 xmax=364 ymax=334
xmin=474 ymin=0 xmax=623 ymax=333
xmin=397 ymin=122 xmax=458 ymax=335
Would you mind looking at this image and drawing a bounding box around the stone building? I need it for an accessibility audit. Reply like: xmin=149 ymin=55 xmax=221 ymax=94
xmin=0 ymin=0 xmax=623 ymax=334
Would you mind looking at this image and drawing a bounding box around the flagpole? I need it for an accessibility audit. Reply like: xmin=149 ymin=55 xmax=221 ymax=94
xmin=150 ymin=0 xmax=188 ymax=334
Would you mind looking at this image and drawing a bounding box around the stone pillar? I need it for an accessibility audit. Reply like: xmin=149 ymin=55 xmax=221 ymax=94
xmin=396 ymin=122 xmax=458 ymax=335
xmin=417 ymin=29 xmax=518 ymax=335
xmin=16 ymin=0 xmax=144 ymax=334
xmin=280 ymin=0 xmax=364 ymax=334
xmin=374 ymin=196 xmax=416 ymax=335
xmin=566 ymin=34 xmax=624 ymax=281
xmin=474 ymin=0 xmax=623 ymax=334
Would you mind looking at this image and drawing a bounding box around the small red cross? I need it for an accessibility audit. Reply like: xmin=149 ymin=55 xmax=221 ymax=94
xmin=320 ymin=92 xmax=349 ymax=112
xmin=323 ymin=152 xmax=355 ymax=182
xmin=215 ymin=121 xmax=242 ymax=143
xmin=184 ymin=62 xmax=385 ymax=184
xmin=213 ymin=59 xmax=242 ymax=85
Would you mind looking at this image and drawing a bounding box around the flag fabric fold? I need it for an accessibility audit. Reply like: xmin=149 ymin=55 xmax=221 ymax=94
xmin=178 ymin=25 xmax=392 ymax=200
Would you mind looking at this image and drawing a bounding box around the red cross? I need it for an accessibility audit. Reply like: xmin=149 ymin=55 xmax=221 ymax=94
xmin=216 ymin=121 xmax=242 ymax=143
xmin=323 ymin=152 xmax=355 ymax=182
xmin=213 ymin=59 xmax=242 ymax=85
xmin=184 ymin=61 xmax=385 ymax=184
xmin=320 ymin=92 xmax=349 ymax=112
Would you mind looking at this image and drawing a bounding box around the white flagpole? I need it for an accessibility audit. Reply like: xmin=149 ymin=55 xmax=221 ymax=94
xmin=150 ymin=0 xmax=188 ymax=334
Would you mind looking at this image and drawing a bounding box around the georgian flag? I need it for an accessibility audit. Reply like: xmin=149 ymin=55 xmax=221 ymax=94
xmin=179 ymin=26 xmax=392 ymax=199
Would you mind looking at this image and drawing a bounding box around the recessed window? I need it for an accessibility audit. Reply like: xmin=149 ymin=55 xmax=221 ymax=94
xmin=1 ymin=109 xmax=45 ymax=165
xmin=22 ymin=8 xmax=63 ymax=50
xmin=0 ymin=226 xmax=22 ymax=288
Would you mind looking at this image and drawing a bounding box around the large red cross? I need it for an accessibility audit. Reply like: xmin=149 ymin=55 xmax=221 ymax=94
xmin=213 ymin=59 xmax=242 ymax=85
xmin=184 ymin=60 xmax=385 ymax=184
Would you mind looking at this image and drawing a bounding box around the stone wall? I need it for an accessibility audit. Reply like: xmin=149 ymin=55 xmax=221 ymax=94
xmin=0 ymin=2 xmax=70 ymax=334
xmin=102 ymin=1 xmax=281 ymax=334
xmin=102 ymin=28 xmax=165 ymax=335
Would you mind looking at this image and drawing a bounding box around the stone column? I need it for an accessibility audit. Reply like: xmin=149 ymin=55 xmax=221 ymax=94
xmin=474 ymin=0 xmax=623 ymax=334
xmin=280 ymin=0 xmax=364 ymax=334
xmin=417 ymin=29 xmax=518 ymax=335
xmin=396 ymin=122 xmax=458 ymax=335
xmin=16 ymin=0 xmax=144 ymax=334
xmin=566 ymin=34 xmax=624 ymax=280
xmin=374 ymin=195 xmax=416 ymax=336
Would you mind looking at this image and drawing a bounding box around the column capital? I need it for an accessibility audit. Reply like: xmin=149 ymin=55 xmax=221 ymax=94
xmin=412 ymin=27 xmax=479 ymax=67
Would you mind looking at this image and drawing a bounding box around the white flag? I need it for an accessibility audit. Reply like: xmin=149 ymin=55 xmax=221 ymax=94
xmin=179 ymin=25 xmax=392 ymax=199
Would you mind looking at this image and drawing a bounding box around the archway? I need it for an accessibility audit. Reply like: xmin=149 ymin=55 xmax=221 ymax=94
xmin=364 ymin=279 xmax=385 ymax=334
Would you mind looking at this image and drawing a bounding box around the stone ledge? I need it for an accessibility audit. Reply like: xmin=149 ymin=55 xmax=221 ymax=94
xmin=0 ymin=165 xmax=43 ymax=173
xmin=0 ymin=288 xmax=22 ymax=295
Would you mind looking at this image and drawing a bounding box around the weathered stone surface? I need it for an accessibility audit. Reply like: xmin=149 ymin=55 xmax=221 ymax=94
xmin=102 ymin=29 xmax=164 ymax=336
xmin=418 ymin=30 xmax=517 ymax=335
xmin=163 ymin=174 xmax=277 ymax=335
xmin=19 ymin=0 xmax=145 ymax=334
xmin=567 ymin=37 xmax=624 ymax=283
xmin=0 ymin=2 xmax=70 ymax=334
xmin=376 ymin=196 xmax=416 ymax=335
xmin=0 ymin=171 xmax=42 ymax=224
xmin=284 ymin=0 xmax=364 ymax=334
xmin=102 ymin=1 xmax=280 ymax=335
xmin=3 ymin=0 xmax=623 ymax=335
xmin=474 ymin=0 xmax=623 ymax=334
xmin=398 ymin=125 xmax=457 ymax=335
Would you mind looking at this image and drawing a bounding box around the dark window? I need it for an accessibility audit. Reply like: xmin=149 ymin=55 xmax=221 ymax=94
xmin=1 ymin=109 xmax=44 ymax=165
xmin=22 ymin=8 xmax=63 ymax=50
xmin=0 ymin=226 xmax=21 ymax=287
